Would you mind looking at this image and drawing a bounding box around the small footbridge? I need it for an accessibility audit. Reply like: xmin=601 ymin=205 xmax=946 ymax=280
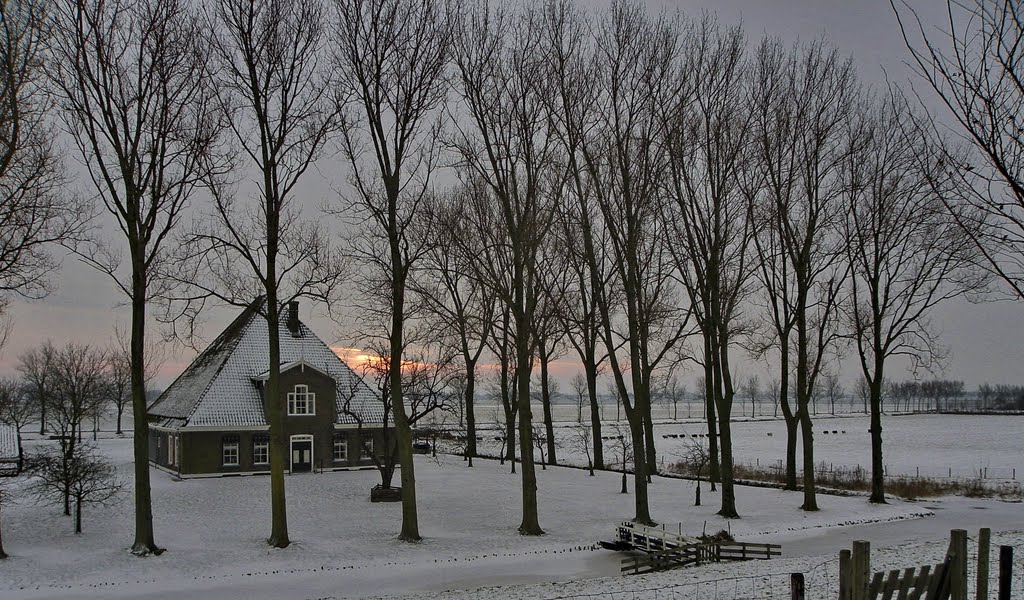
xmin=603 ymin=521 xmax=783 ymax=575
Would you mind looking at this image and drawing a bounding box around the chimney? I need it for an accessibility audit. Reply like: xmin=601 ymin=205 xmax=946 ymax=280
xmin=287 ymin=301 xmax=300 ymax=336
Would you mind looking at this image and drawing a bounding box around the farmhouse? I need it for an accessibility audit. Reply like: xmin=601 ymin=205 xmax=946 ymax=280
xmin=147 ymin=298 xmax=384 ymax=477
xmin=0 ymin=423 xmax=21 ymax=475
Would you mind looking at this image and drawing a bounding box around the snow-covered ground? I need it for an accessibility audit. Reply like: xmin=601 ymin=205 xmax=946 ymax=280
xmin=4 ymin=414 xmax=1022 ymax=599
xmin=0 ymin=435 xmax=960 ymax=599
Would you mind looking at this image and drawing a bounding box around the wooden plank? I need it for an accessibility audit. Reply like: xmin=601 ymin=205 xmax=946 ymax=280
xmin=927 ymin=559 xmax=951 ymax=600
xmin=840 ymin=549 xmax=852 ymax=600
xmin=895 ymin=567 xmax=916 ymax=600
xmin=880 ymin=569 xmax=901 ymax=599
xmin=949 ymin=529 xmax=967 ymax=600
xmin=906 ymin=565 xmax=930 ymax=600
xmin=868 ymin=571 xmax=885 ymax=597
xmin=977 ymin=528 xmax=991 ymax=600
xmin=853 ymin=541 xmax=871 ymax=600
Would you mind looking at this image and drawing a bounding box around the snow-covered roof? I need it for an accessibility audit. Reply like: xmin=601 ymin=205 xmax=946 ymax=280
xmin=149 ymin=298 xmax=383 ymax=429
xmin=0 ymin=424 xmax=18 ymax=461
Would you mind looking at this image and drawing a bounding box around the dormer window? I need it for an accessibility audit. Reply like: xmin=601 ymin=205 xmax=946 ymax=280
xmin=287 ymin=384 xmax=315 ymax=416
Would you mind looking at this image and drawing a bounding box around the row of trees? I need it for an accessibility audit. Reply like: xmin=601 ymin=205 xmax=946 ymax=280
xmin=1 ymin=0 xmax=1021 ymax=552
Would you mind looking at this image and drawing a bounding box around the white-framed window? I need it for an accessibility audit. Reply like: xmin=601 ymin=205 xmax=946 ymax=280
xmin=253 ymin=435 xmax=269 ymax=465
xmin=360 ymin=435 xmax=373 ymax=459
xmin=169 ymin=434 xmax=178 ymax=467
xmin=333 ymin=434 xmax=348 ymax=461
xmin=222 ymin=436 xmax=239 ymax=466
xmin=287 ymin=384 xmax=315 ymax=415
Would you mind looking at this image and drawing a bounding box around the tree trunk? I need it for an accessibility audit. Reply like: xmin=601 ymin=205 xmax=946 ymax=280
xmin=503 ymin=405 xmax=516 ymax=469
xmin=39 ymin=386 xmax=46 ymax=435
xmin=116 ymin=408 xmax=123 ymax=436
xmin=796 ymin=298 xmax=818 ymax=511
xmin=539 ymin=351 xmax=556 ymax=466
xmin=784 ymin=412 xmax=799 ymax=490
xmin=265 ymin=294 xmax=290 ymax=548
xmin=465 ymin=360 xmax=477 ymax=458
xmin=703 ymin=333 xmax=720 ymax=487
xmin=629 ymin=416 xmax=654 ymax=524
xmin=129 ymin=257 xmax=160 ymax=555
xmin=75 ymin=496 xmax=82 ymax=534
xmin=694 ymin=478 xmax=701 ymax=506
xmin=716 ymin=415 xmax=738 ymax=518
xmin=586 ymin=360 xmax=603 ymax=469
xmin=868 ymin=362 xmax=886 ymax=503
xmin=643 ymin=410 xmax=657 ymax=477
xmin=799 ymin=408 xmax=818 ymax=510
xmin=515 ymin=313 xmax=542 ymax=535
xmin=715 ymin=341 xmax=739 ymax=519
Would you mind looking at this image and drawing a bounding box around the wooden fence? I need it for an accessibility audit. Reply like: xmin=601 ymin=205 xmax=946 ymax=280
xmin=836 ymin=528 xmax=1015 ymax=600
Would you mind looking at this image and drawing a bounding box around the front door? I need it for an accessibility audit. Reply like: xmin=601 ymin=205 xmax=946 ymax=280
xmin=291 ymin=438 xmax=312 ymax=473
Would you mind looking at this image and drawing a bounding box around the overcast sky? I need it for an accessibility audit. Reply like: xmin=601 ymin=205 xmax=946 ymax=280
xmin=1 ymin=0 xmax=1020 ymax=391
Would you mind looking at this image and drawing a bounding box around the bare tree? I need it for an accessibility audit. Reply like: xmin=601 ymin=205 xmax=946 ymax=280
xmin=674 ymin=436 xmax=710 ymax=506
xmin=32 ymin=443 xmax=123 ymax=534
xmin=822 ymin=371 xmax=843 ymax=415
xmin=16 ymin=340 xmax=53 ymax=434
xmin=569 ymin=418 xmax=595 ymax=476
xmin=893 ymin=0 xmax=1024 ymax=300
xmin=767 ymin=377 xmax=780 ymax=417
xmin=0 ymin=377 xmax=33 ymax=469
xmin=451 ymin=2 xmax=562 ymax=535
xmin=331 ymin=0 xmax=452 ymax=543
xmin=50 ymin=0 xmax=228 ymax=555
xmin=106 ymin=325 xmax=164 ymax=436
xmin=38 ymin=343 xmax=109 ymax=517
xmin=178 ymin=0 xmax=342 ymax=549
xmin=659 ymin=375 xmax=688 ymax=421
xmin=843 ymin=88 xmax=981 ymax=503
xmin=341 ymin=338 xmax=456 ymax=493
xmin=745 ymin=38 xmax=857 ymax=510
xmin=663 ymin=17 xmax=754 ymax=519
xmin=0 ymin=0 xmax=86 ymax=322
xmin=742 ymin=375 xmax=760 ymax=418
xmin=608 ymin=423 xmax=633 ymax=495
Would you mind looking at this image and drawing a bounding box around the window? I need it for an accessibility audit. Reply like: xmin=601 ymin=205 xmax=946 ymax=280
xmin=360 ymin=435 xmax=373 ymax=459
xmin=169 ymin=434 xmax=178 ymax=467
xmin=332 ymin=434 xmax=348 ymax=461
xmin=287 ymin=384 xmax=315 ymax=415
xmin=253 ymin=435 xmax=269 ymax=465
xmin=222 ymin=436 xmax=239 ymax=466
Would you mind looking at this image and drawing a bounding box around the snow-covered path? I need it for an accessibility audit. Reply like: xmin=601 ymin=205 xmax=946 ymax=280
xmin=6 ymin=497 xmax=1020 ymax=600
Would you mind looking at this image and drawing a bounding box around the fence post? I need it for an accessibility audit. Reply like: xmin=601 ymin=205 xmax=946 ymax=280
xmin=790 ymin=572 xmax=805 ymax=600
xmin=977 ymin=528 xmax=991 ymax=600
xmin=839 ymin=549 xmax=852 ymax=600
xmin=999 ymin=545 xmax=1013 ymax=600
xmin=852 ymin=540 xmax=870 ymax=600
xmin=949 ymin=529 xmax=968 ymax=600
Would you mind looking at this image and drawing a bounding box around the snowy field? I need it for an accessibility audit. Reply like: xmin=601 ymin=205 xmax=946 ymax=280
xmin=0 ymin=436 xmax=946 ymax=599
xmin=467 ymin=412 xmax=1024 ymax=482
